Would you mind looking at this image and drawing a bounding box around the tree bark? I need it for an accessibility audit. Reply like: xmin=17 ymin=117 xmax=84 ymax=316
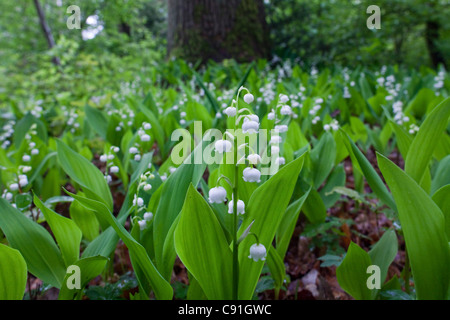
xmin=33 ymin=0 xmax=60 ymax=66
xmin=425 ymin=19 xmax=447 ymax=69
xmin=167 ymin=0 xmax=270 ymax=63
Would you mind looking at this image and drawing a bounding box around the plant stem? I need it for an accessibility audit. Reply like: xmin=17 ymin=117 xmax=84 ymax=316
xmin=232 ymin=136 xmax=239 ymax=300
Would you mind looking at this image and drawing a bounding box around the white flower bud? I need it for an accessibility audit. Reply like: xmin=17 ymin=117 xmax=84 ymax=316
xmin=244 ymin=93 xmax=254 ymax=104
xmin=247 ymin=153 xmax=261 ymax=165
xmin=243 ymin=167 xmax=261 ymax=183
xmin=140 ymin=134 xmax=151 ymax=142
xmin=228 ymin=198 xmax=245 ymax=215
xmin=275 ymin=157 xmax=285 ymax=165
xmin=143 ymin=184 xmax=152 ymax=191
xmin=134 ymin=154 xmax=141 ymax=161
xmin=22 ymin=155 xmax=31 ymax=162
xmin=224 ymin=107 xmax=237 ymax=117
xmin=129 ymin=147 xmax=139 ymax=154
xmin=110 ymin=166 xmax=119 ymax=173
xmin=279 ymin=94 xmax=289 ymax=104
xmin=209 ymin=186 xmax=227 ymax=204
xmin=99 ymin=155 xmax=108 ymax=162
xmin=214 ymin=139 xmax=232 ymax=153
xmin=143 ymin=212 xmax=153 ymax=221
xmin=242 ymin=119 xmax=259 ymax=134
xmin=143 ymin=122 xmax=152 ymax=130
xmin=324 ymin=124 xmax=331 ymax=131
xmin=274 ymin=125 xmax=288 ymax=133
xmin=280 ymin=105 xmax=292 ymax=116
xmin=138 ymin=220 xmax=148 ymax=231
xmin=9 ymin=183 xmax=19 ymax=191
xmin=248 ymin=243 xmax=267 ymax=262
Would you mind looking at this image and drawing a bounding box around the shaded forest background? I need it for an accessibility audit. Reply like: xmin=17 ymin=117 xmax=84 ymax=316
xmin=0 ymin=0 xmax=448 ymax=106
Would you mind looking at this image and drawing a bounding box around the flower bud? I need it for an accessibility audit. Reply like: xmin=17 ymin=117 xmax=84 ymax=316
xmin=243 ymin=167 xmax=261 ymax=183
xmin=248 ymin=243 xmax=267 ymax=262
xmin=209 ymin=186 xmax=227 ymax=204
xmin=244 ymin=93 xmax=254 ymax=104
xmin=214 ymin=140 xmax=232 ymax=153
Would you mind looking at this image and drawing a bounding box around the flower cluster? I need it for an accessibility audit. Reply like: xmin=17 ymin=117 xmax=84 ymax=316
xmin=99 ymin=146 xmax=120 ymax=184
xmin=128 ymin=122 xmax=153 ymax=162
xmin=392 ymin=101 xmax=409 ymax=125
xmin=0 ymin=120 xmax=15 ymax=150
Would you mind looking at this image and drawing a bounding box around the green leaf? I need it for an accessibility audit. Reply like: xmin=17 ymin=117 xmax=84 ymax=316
xmin=310 ymin=132 xmax=336 ymax=189
xmin=368 ymin=229 xmax=398 ymax=285
xmin=276 ymin=190 xmax=310 ymax=258
xmin=266 ymin=246 xmax=286 ymax=292
xmin=377 ymin=153 xmax=450 ymax=299
xmin=431 ymin=155 xmax=450 ymax=195
xmin=301 ymin=187 xmax=327 ymax=224
xmin=237 ymin=152 xmax=306 ymax=299
xmin=56 ymin=140 xmax=113 ymax=222
xmin=34 ymin=195 xmax=82 ymax=267
xmin=69 ymin=199 xmax=99 ymax=242
xmin=340 ymin=130 xmax=397 ymax=211
xmin=153 ymin=141 xmax=207 ymax=281
xmin=58 ymin=256 xmax=108 ymax=300
xmin=0 ymin=198 xmax=66 ymax=288
xmin=336 ymin=242 xmax=374 ymax=300
xmin=405 ymin=97 xmax=450 ymax=184
xmin=85 ymin=105 xmax=108 ymax=139
xmin=66 ymin=192 xmax=173 ymax=300
xmin=0 ymin=244 xmax=27 ymax=300
xmin=432 ymin=185 xmax=450 ymax=240
xmin=174 ymin=184 xmax=233 ymax=299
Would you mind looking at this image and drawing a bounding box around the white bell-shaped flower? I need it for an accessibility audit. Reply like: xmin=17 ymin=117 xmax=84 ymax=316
xmin=224 ymin=107 xmax=237 ymax=117
xmin=242 ymin=118 xmax=259 ymax=134
xmin=248 ymin=243 xmax=267 ymax=262
xmin=209 ymin=186 xmax=227 ymax=203
xmin=143 ymin=212 xmax=153 ymax=221
xmin=214 ymin=139 xmax=232 ymax=153
xmin=138 ymin=220 xmax=148 ymax=231
xmin=228 ymin=198 xmax=245 ymax=215
xmin=247 ymin=153 xmax=261 ymax=165
xmin=280 ymin=105 xmax=292 ymax=116
xmin=274 ymin=124 xmax=288 ymax=133
xmin=244 ymin=93 xmax=254 ymax=104
xmin=243 ymin=167 xmax=261 ymax=183
xmin=279 ymin=94 xmax=289 ymax=104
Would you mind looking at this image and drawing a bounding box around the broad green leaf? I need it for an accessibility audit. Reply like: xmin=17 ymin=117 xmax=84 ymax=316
xmin=58 ymin=256 xmax=108 ymax=300
xmin=378 ymin=153 xmax=450 ymax=299
xmin=276 ymin=190 xmax=310 ymax=258
xmin=0 ymin=244 xmax=27 ymax=300
xmin=340 ymin=130 xmax=397 ymax=211
xmin=174 ymin=184 xmax=233 ymax=300
xmin=432 ymin=185 xmax=450 ymax=240
xmin=310 ymin=132 xmax=336 ymax=189
xmin=66 ymin=192 xmax=173 ymax=300
xmin=368 ymin=229 xmax=398 ymax=285
xmin=237 ymin=152 xmax=306 ymax=299
xmin=431 ymin=155 xmax=450 ymax=195
xmin=85 ymin=105 xmax=108 ymax=139
xmin=336 ymin=242 xmax=374 ymax=300
xmin=301 ymin=188 xmax=327 ymax=224
xmin=56 ymin=140 xmax=113 ymax=222
xmin=34 ymin=195 xmax=82 ymax=267
xmin=0 ymin=198 xmax=66 ymax=288
xmin=266 ymin=246 xmax=286 ymax=293
xmin=70 ymin=199 xmax=99 ymax=242
xmin=405 ymin=97 xmax=450 ymax=184
xmin=153 ymin=140 xmax=207 ymax=281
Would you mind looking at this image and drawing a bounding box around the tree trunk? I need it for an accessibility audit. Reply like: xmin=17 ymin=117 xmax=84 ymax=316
xmin=167 ymin=0 xmax=270 ymax=63
xmin=33 ymin=0 xmax=60 ymax=66
xmin=425 ymin=19 xmax=447 ymax=69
